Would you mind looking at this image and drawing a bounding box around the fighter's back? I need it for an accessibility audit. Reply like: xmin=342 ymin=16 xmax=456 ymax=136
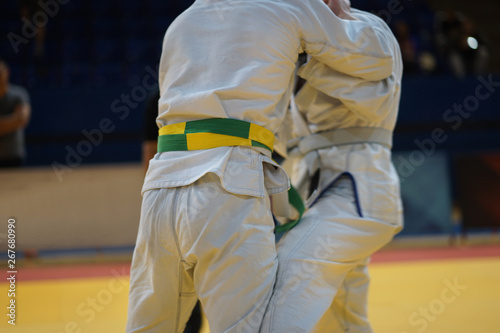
xmin=158 ymin=0 xmax=303 ymax=130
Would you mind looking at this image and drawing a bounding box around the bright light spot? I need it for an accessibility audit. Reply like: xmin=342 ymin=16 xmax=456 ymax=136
xmin=467 ymin=37 xmax=479 ymax=50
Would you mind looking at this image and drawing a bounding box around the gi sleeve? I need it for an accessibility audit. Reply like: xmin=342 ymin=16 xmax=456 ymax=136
xmin=295 ymin=0 xmax=395 ymax=81
xmin=296 ymin=7 xmax=403 ymax=123
xmin=298 ymin=64 xmax=399 ymax=123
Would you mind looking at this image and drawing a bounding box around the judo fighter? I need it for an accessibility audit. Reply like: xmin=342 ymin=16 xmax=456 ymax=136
xmin=262 ymin=4 xmax=404 ymax=333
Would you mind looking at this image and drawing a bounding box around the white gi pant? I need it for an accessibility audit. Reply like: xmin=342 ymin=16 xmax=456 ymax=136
xmin=261 ymin=144 xmax=403 ymax=333
xmin=127 ymin=172 xmax=278 ymax=333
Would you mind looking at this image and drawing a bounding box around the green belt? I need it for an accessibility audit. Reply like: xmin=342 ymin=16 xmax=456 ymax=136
xmin=158 ymin=118 xmax=304 ymax=233
xmin=275 ymin=185 xmax=305 ymax=234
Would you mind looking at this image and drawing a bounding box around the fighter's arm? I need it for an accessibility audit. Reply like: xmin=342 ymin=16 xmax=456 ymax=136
xmin=296 ymin=7 xmax=403 ymax=123
xmin=298 ymin=63 xmax=398 ymax=123
xmin=296 ymin=0 xmax=394 ymax=81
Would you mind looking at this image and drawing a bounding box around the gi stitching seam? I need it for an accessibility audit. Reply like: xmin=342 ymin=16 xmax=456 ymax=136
xmin=176 ymin=260 xmax=183 ymax=332
xmin=170 ymin=191 xmax=185 ymax=332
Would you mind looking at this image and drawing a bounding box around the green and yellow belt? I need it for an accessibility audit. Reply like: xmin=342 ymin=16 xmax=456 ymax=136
xmin=158 ymin=118 xmax=304 ymax=233
xmin=158 ymin=118 xmax=274 ymax=153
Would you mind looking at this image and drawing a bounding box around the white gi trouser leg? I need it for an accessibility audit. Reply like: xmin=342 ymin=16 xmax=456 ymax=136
xmin=127 ymin=173 xmax=278 ymax=333
xmin=316 ymin=258 xmax=372 ymax=332
xmin=261 ymin=176 xmax=400 ymax=333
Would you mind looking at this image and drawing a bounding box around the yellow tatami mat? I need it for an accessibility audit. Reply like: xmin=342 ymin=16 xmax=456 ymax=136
xmin=1 ymin=251 xmax=499 ymax=332
xmin=368 ymin=257 xmax=500 ymax=333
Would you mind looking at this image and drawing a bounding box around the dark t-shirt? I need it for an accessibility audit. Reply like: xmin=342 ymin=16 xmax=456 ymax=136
xmin=0 ymin=84 xmax=30 ymax=162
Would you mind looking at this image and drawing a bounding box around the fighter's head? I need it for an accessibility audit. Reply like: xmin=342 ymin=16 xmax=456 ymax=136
xmin=322 ymin=0 xmax=353 ymax=20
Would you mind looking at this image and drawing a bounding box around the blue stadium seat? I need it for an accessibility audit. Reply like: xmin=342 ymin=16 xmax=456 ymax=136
xmin=0 ymin=19 xmax=21 ymax=34
xmin=122 ymin=1 xmax=145 ymax=15
xmin=93 ymin=62 xmax=124 ymax=87
xmin=1 ymin=0 xmax=19 ymax=12
xmin=91 ymin=18 xmax=120 ymax=39
xmin=124 ymin=38 xmax=150 ymax=63
xmin=120 ymin=17 xmax=150 ymax=38
xmin=60 ymin=18 xmax=89 ymax=39
xmin=146 ymin=1 xmax=172 ymax=13
xmin=92 ymin=38 xmax=121 ymax=63
xmin=89 ymin=1 xmax=115 ymax=16
xmin=61 ymin=40 xmax=89 ymax=63
xmin=60 ymin=1 xmax=88 ymax=18
xmin=61 ymin=62 xmax=93 ymax=87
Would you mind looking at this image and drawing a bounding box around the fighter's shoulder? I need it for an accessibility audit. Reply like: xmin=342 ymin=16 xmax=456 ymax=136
xmin=351 ymin=8 xmax=399 ymax=48
xmin=351 ymin=8 xmax=391 ymax=29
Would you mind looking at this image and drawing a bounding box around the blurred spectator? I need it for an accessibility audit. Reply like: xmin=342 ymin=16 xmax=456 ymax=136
xmin=393 ymin=19 xmax=438 ymax=76
xmin=435 ymin=8 xmax=463 ymax=54
xmin=456 ymin=18 xmax=490 ymax=75
xmin=17 ymin=0 xmax=47 ymax=62
xmin=394 ymin=20 xmax=420 ymax=75
xmin=435 ymin=9 xmax=490 ymax=78
xmin=0 ymin=57 xmax=31 ymax=168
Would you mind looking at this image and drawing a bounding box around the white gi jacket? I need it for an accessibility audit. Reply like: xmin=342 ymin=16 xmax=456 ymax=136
xmin=260 ymin=10 xmax=404 ymax=333
xmin=143 ymin=0 xmax=396 ymax=201
xmin=286 ymin=8 xmax=404 ymax=226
